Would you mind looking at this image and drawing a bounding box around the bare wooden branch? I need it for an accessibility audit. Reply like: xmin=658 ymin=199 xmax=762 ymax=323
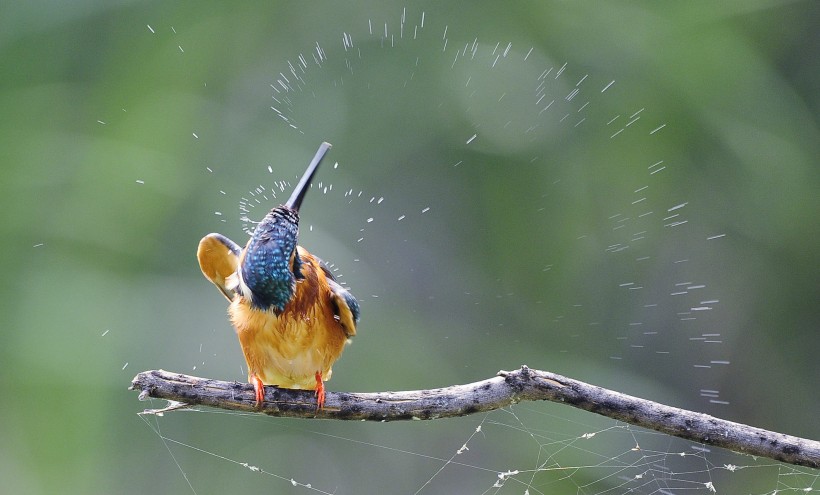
xmin=130 ymin=366 xmax=819 ymax=469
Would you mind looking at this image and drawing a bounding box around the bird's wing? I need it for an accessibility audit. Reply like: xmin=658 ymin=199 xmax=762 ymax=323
xmin=197 ymin=233 xmax=242 ymax=302
xmin=320 ymin=263 xmax=360 ymax=338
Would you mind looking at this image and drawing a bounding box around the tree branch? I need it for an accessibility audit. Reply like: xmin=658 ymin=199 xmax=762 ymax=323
xmin=130 ymin=366 xmax=819 ymax=469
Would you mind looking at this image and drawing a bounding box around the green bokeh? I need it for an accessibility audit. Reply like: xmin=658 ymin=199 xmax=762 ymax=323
xmin=1 ymin=1 xmax=817 ymax=493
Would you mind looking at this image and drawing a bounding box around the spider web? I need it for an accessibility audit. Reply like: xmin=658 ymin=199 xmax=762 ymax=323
xmin=135 ymin=8 xmax=818 ymax=494
xmin=136 ymin=401 xmax=817 ymax=494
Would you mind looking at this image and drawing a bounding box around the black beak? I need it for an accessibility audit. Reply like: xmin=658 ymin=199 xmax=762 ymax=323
xmin=285 ymin=142 xmax=332 ymax=211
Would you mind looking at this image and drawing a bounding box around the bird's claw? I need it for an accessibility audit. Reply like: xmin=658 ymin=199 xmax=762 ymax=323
xmin=251 ymin=374 xmax=265 ymax=407
xmin=314 ymin=371 xmax=326 ymax=410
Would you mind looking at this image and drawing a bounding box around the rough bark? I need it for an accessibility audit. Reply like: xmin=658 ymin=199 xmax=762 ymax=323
xmin=131 ymin=366 xmax=819 ymax=469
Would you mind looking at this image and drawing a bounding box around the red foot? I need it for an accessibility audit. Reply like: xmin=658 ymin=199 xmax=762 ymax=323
xmin=251 ymin=374 xmax=265 ymax=407
xmin=314 ymin=371 xmax=326 ymax=410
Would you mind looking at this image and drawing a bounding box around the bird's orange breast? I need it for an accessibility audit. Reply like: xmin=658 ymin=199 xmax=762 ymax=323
xmin=229 ymin=248 xmax=350 ymax=390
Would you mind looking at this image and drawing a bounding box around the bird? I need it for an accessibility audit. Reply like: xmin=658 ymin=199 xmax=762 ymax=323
xmin=196 ymin=142 xmax=359 ymax=409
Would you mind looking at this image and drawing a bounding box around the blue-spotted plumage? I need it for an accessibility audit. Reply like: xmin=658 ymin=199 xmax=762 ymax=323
xmin=240 ymin=206 xmax=301 ymax=313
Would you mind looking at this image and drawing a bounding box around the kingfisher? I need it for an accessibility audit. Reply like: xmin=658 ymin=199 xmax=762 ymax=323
xmin=196 ymin=142 xmax=359 ymax=409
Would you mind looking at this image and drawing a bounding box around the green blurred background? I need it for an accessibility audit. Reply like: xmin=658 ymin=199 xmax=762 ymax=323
xmin=1 ymin=1 xmax=817 ymax=493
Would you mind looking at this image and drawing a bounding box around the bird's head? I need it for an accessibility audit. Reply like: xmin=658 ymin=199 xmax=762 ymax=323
xmin=238 ymin=143 xmax=331 ymax=313
xmin=239 ymin=205 xmax=301 ymax=312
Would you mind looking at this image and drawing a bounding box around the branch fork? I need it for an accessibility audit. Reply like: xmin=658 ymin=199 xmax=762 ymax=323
xmin=131 ymin=366 xmax=819 ymax=469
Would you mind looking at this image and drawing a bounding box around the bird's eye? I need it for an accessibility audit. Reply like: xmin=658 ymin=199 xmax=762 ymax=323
xmin=290 ymin=249 xmax=304 ymax=280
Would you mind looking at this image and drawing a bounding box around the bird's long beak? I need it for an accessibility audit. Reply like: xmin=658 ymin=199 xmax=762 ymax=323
xmin=285 ymin=142 xmax=332 ymax=211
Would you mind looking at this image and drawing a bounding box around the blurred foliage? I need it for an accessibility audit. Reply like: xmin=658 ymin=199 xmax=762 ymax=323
xmin=0 ymin=1 xmax=817 ymax=493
